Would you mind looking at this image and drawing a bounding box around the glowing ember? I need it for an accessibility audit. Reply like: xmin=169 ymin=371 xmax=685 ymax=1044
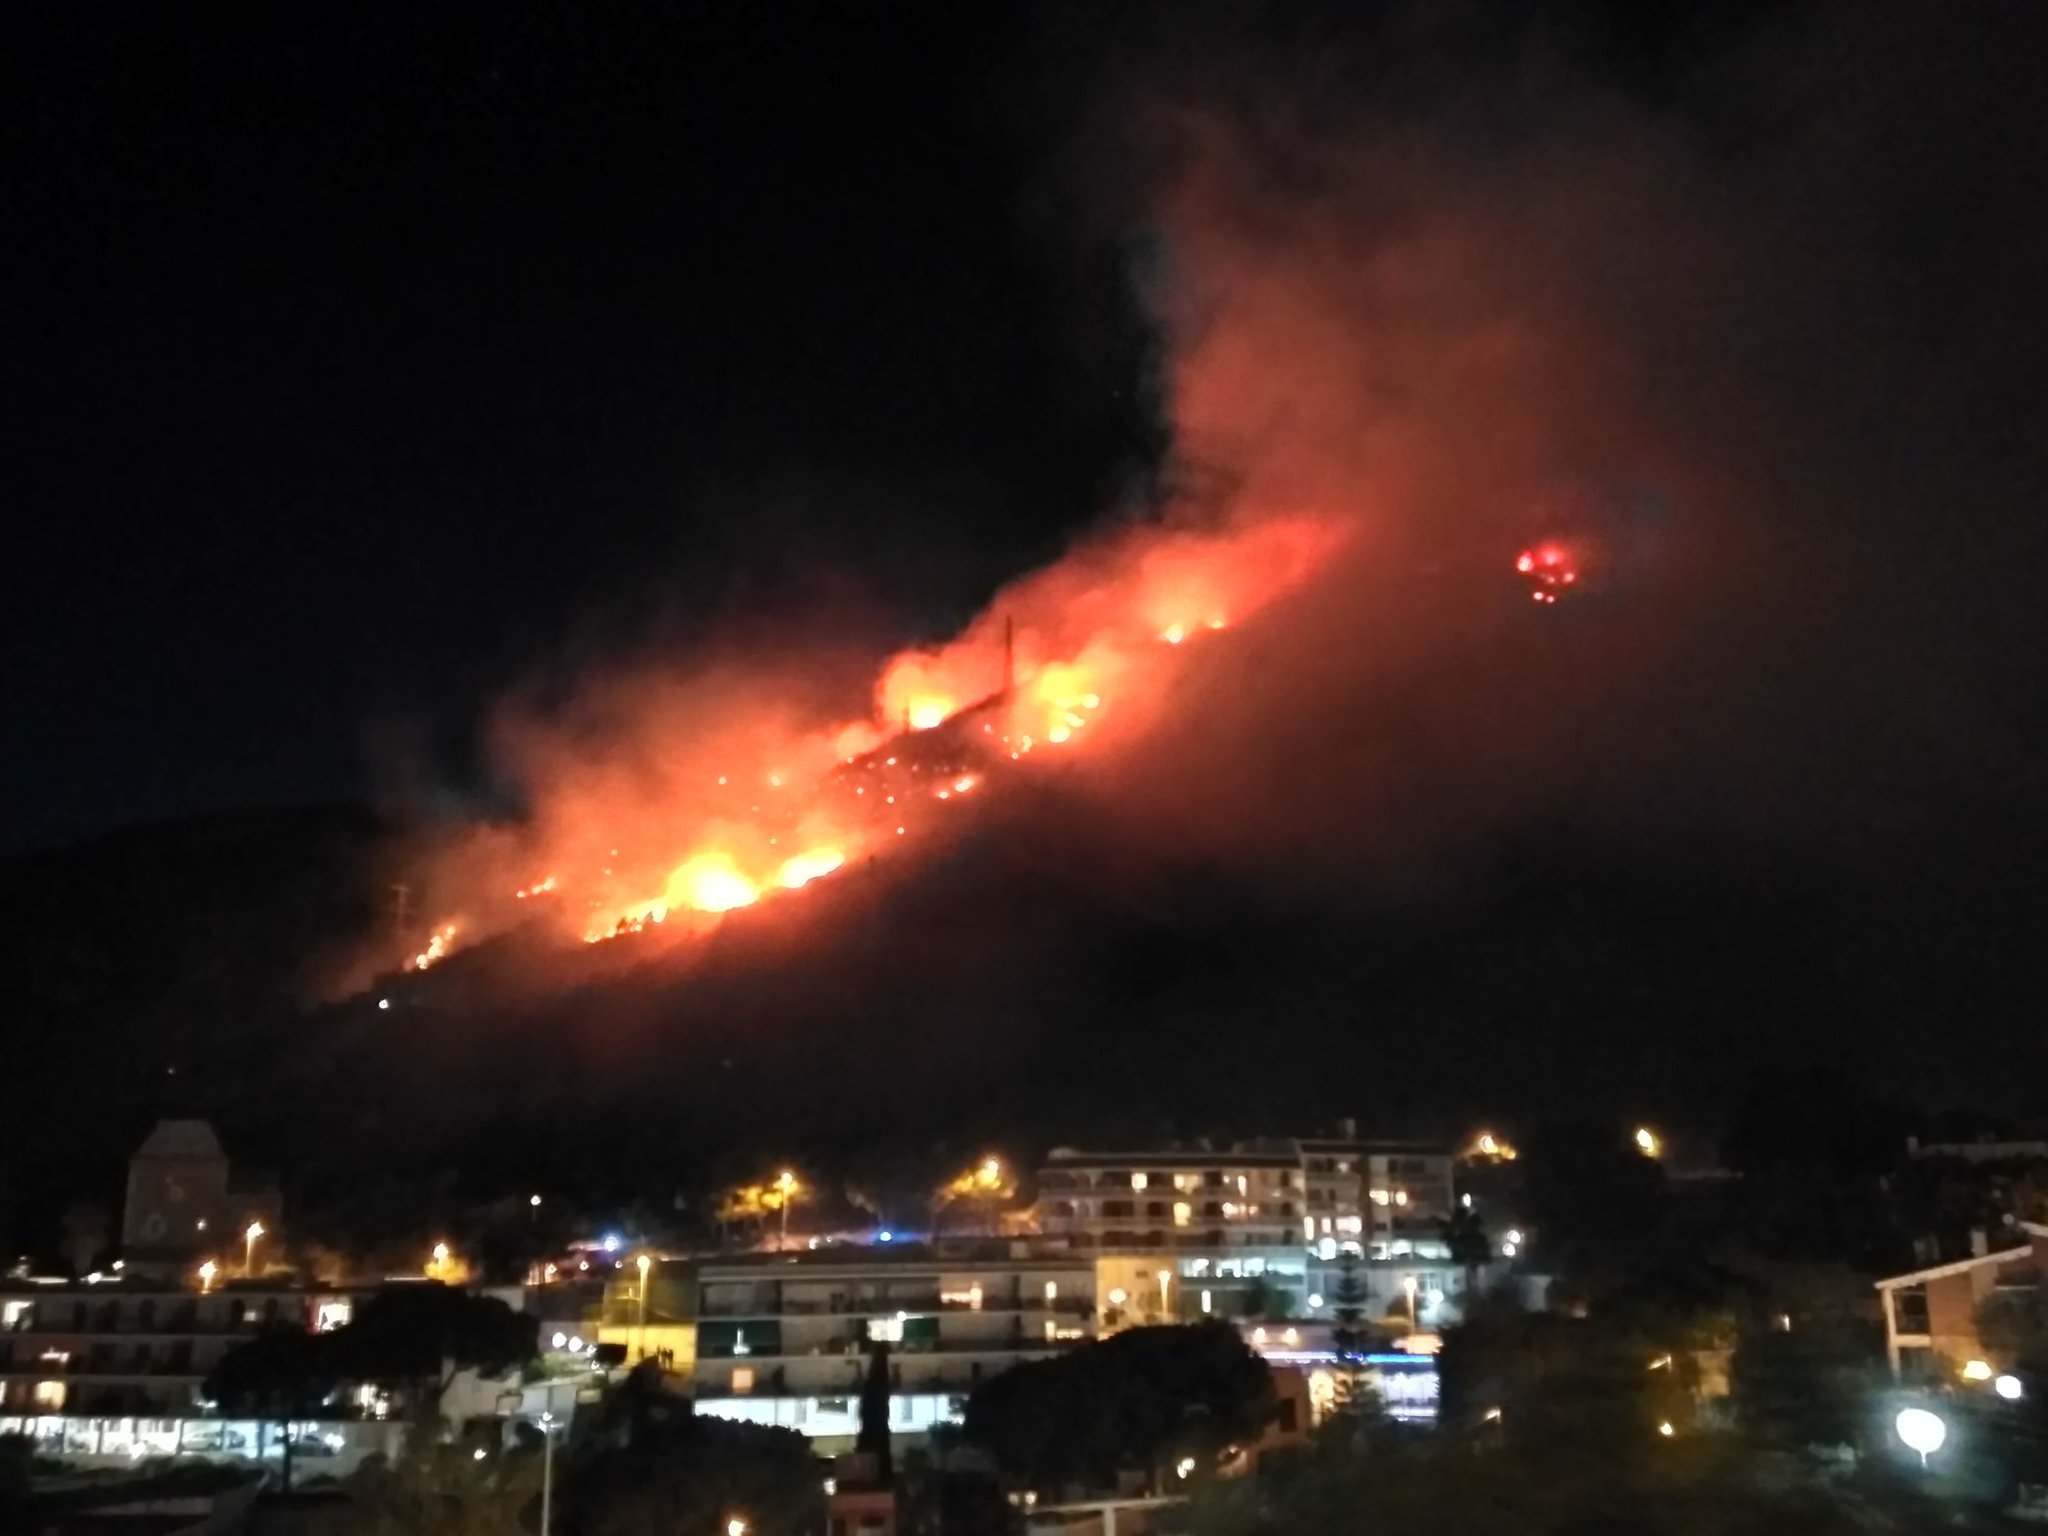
xmin=1514 ymin=541 xmax=1582 ymax=606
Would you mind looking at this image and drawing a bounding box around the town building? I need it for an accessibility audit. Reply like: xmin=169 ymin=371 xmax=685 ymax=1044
xmin=0 ymin=1278 xmax=359 ymax=1420
xmin=1875 ymin=1223 xmax=2048 ymax=1382
xmin=119 ymin=1121 xmax=282 ymax=1281
xmin=1032 ymin=1135 xmax=1470 ymax=1331
xmin=669 ymin=1246 xmax=1097 ymax=1450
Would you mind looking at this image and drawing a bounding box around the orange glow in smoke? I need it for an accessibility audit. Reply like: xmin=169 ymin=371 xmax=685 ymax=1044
xmin=907 ymin=697 xmax=952 ymax=731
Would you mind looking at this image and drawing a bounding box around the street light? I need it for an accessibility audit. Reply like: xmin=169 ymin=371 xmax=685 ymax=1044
xmin=1997 ymin=1374 xmax=2025 ymax=1401
xmin=1895 ymin=1406 xmax=1947 ymax=1467
xmin=244 ymin=1222 xmax=264 ymax=1277
xmin=727 ymin=1520 xmax=748 ymax=1536
xmin=775 ymin=1170 xmax=798 ymax=1251
xmin=538 ymin=1412 xmax=558 ymax=1536
xmin=637 ymin=1254 xmax=652 ymax=1360
xmin=1634 ymin=1127 xmax=1662 ymax=1159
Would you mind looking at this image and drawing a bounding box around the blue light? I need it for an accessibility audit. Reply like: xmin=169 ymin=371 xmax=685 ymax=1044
xmin=602 ymin=1235 xmax=621 ymax=1253
xmin=876 ymin=1230 xmax=893 ymax=1243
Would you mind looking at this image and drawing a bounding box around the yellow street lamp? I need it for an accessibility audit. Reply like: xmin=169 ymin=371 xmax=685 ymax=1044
xmin=637 ymin=1253 xmax=653 ymax=1359
xmin=774 ymin=1170 xmax=798 ymax=1250
xmin=244 ymin=1221 xmax=265 ymax=1276
xmin=1634 ymin=1127 xmax=1663 ymax=1158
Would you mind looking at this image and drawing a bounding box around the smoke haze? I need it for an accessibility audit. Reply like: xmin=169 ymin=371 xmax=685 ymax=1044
xmin=356 ymin=0 xmax=2046 ymax=1136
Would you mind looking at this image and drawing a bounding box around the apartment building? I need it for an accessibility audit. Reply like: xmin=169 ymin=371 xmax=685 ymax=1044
xmin=669 ymin=1247 xmax=1096 ymax=1449
xmin=1876 ymin=1224 xmax=2048 ymax=1382
xmin=0 ymin=1279 xmax=359 ymax=1420
xmin=1034 ymin=1136 xmax=1464 ymax=1326
xmin=1034 ymin=1147 xmax=1307 ymax=1252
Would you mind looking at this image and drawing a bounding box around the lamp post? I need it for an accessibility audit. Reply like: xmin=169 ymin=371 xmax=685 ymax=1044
xmin=538 ymin=1411 xmax=557 ymax=1536
xmin=636 ymin=1253 xmax=652 ymax=1361
xmin=775 ymin=1170 xmax=797 ymax=1251
xmin=244 ymin=1221 xmax=264 ymax=1277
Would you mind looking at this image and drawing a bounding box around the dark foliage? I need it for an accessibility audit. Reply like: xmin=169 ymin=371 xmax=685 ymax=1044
xmin=963 ymin=1321 xmax=1273 ymax=1491
xmin=572 ymin=1409 xmax=825 ymax=1536
xmin=332 ymin=1284 xmax=537 ymax=1415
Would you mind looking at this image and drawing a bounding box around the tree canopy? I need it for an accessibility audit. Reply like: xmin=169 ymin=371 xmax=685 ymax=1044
xmin=330 ymin=1284 xmax=537 ymax=1413
xmin=572 ymin=1410 xmax=825 ymax=1536
xmin=964 ymin=1322 xmax=1274 ymax=1491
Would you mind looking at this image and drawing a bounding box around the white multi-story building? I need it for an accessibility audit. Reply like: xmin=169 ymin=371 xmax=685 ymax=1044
xmin=1034 ymin=1134 xmax=1469 ymax=1331
xmin=685 ymin=1248 xmax=1097 ymax=1449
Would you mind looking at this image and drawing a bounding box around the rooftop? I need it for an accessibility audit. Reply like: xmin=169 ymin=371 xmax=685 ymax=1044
xmin=130 ymin=1119 xmax=226 ymax=1162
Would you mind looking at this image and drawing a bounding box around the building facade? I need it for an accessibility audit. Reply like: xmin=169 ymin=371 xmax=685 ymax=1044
xmin=624 ymin=1248 xmax=1097 ymax=1449
xmin=1033 ymin=1137 xmax=1467 ymax=1331
xmin=1876 ymin=1224 xmax=2048 ymax=1382
xmin=119 ymin=1121 xmax=282 ymax=1280
xmin=0 ymin=1280 xmax=358 ymax=1418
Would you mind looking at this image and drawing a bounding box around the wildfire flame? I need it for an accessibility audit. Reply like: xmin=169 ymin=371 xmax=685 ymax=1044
xmin=393 ymin=510 xmax=1343 ymax=975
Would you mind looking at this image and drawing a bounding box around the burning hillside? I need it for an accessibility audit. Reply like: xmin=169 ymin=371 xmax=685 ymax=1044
xmin=372 ymin=510 xmax=1341 ymax=984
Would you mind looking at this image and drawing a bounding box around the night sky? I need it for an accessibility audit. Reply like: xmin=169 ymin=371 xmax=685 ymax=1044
xmin=7 ymin=0 xmax=2048 ymax=1163
xmin=9 ymin=3 xmax=1156 ymax=844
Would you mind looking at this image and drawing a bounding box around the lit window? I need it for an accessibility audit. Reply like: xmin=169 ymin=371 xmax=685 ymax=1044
xmin=1395 ymin=1190 xmax=1410 ymax=1207
xmin=1369 ymin=1189 xmax=1391 ymax=1206
xmin=1320 ymin=1217 xmax=1333 ymax=1235
xmin=1221 ymin=1202 xmax=1238 ymax=1218
xmin=1044 ymin=1281 xmax=1058 ymax=1302
xmin=1130 ymin=1173 xmax=1148 ymax=1191
xmin=731 ymin=1366 xmax=755 ymax=1394
xmin=868 ymin=1315 xmax=906 ymax=1343
xmin=33 ymin=1381 xmax=64 ymax=1410
xmin=1200 ymin=1290 xmax=1213 ymax=1314
xmin=1336 ymin=1216 xmax=1363 ymax=1235
xmin=1173 ymin=1202 xmax=1192 ymax=1227
xmin=1302 ymin=1217 xmax=1315 ymax=1241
